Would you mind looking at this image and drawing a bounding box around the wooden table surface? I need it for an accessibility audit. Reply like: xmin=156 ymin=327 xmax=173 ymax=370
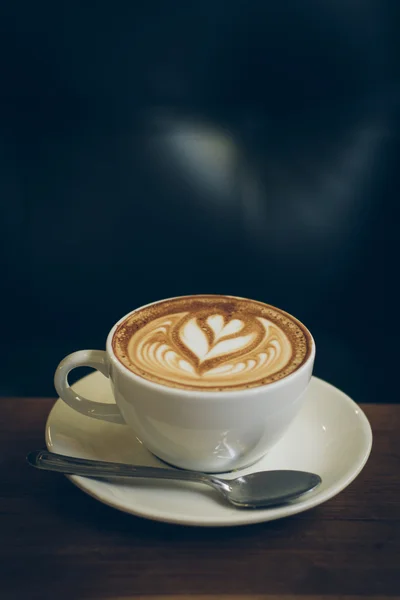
xmin=1 ymin=398 xmax=399 ymax=600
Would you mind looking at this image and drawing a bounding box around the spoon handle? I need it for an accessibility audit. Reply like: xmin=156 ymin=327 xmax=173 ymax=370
xmin=27 ymin=450 xmax=206 ymax=484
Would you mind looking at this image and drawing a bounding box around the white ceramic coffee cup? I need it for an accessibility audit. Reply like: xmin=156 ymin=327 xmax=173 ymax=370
xmin=54 ymin=298 xmax=315 ymax=473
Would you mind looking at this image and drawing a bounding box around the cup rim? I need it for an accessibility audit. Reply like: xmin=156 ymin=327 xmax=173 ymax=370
xmin=106 ymin=294 xmax=316 ymax=398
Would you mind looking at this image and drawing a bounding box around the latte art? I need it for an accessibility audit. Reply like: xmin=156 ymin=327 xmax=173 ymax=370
xmin=112 ymin=296 xmax=311 ymax=391
xmin=131 ymin=312 xmax=292 ymax=387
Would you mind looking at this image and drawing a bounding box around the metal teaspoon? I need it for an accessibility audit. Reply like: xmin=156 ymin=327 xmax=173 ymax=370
xmin=27 ymin=449 xmax=321 ymax=509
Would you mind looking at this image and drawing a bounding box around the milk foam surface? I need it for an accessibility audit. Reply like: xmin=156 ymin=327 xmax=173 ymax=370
xmin=112 ymin=295 xmax=311 ymax=391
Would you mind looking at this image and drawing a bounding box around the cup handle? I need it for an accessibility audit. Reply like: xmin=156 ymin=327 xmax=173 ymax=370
xmin=54 ymin=350 xmax=125 ymax=424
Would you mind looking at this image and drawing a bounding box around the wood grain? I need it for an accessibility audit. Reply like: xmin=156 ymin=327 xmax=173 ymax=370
xmin=1 ymin=399 xmax=399 ymax=600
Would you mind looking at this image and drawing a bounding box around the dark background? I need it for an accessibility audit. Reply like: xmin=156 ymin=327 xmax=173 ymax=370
xmin=0 ymin=1 xmax=395 ymax=400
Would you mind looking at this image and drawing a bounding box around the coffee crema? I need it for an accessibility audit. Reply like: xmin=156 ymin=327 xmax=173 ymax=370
xmin=112 ymin=295 xmax=312 ymax=391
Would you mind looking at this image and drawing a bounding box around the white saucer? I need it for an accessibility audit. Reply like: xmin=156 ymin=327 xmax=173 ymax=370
xmin=46 ymin=372 xmax=372 ymax=527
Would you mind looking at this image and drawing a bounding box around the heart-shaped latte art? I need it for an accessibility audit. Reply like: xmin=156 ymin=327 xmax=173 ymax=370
xmin=128 ymin=310 xmax=292 ymax=387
